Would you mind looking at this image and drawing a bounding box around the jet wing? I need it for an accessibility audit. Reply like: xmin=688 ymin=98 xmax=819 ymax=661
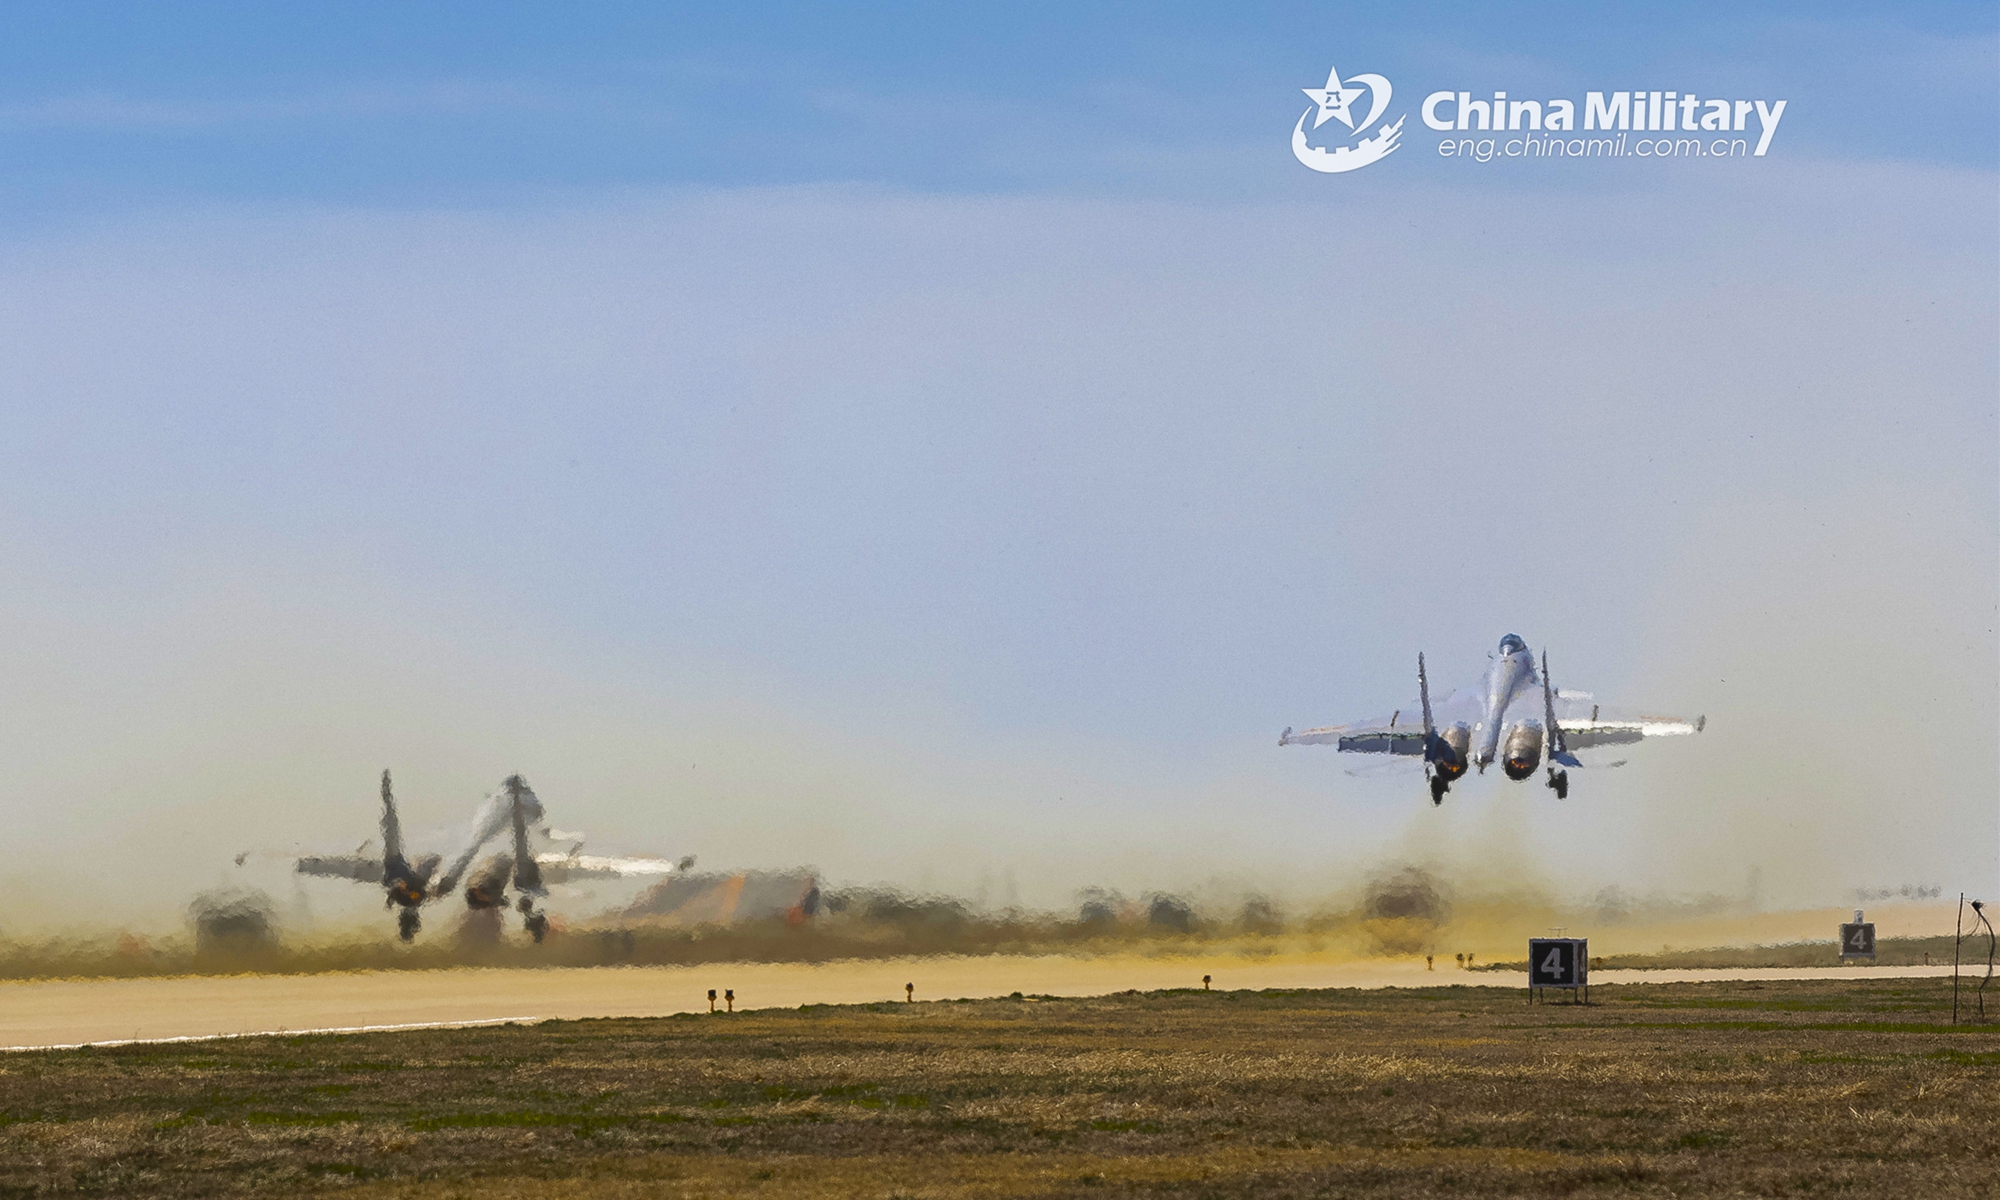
xmin=297 ymin=851 xmax=679 ymax=887
xmin=536 ymin=854 xmax=681 ymax=884
xmin=1556 ymin=697 xmax=1702 ymax=749
xmin=1281 ymin=686 xmax=1485 ymax=754
xmin=1281 ymin=721 xmax=1424 ymax=754
xmin=1514 ymin=689 xmax=1704 ymax=752
xmin=294 ymin=852 xmax=447 ymax=883
xmin=295 ymin=854 xmax=383 ymax=882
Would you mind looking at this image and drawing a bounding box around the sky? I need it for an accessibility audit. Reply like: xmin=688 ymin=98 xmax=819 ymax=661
xmin=0 ymin=3 xmax=1994 ymax=931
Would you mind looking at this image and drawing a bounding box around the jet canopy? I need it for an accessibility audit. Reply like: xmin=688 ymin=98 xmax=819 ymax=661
xmin=1498 ymin=634 xmax=1526 ymax=655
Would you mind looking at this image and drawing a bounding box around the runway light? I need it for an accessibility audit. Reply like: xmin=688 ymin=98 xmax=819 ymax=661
xmin=707 ymin=988 xmax=716 ymax=1013
xmin=725 ymin=988 xmax=734 ymax=1013
xmin=905 ymin=983 xmax=913 ymax=1002
xmin=1202 ymin=974 xmax=1211 ymax=990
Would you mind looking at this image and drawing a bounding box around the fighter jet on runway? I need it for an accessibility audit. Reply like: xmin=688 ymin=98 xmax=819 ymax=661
xmin=1279 ymin=634 xmax=1703 ymax=805
xmin=295 ymin=771 xmax=685 ymax=941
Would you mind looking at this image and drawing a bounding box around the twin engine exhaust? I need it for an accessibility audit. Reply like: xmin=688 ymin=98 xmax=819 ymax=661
xmin=1419 ymin=649 xmax=1572 ymax=804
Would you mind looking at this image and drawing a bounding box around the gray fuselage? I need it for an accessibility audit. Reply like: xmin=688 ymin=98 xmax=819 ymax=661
xmin=1474 ymin=642 xmax=1538 ymax=770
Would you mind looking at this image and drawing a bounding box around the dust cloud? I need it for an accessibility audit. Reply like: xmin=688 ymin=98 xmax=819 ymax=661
xmin=0 ymin=862 xmax=1963 ymax=983
xmin=0 ymin=175 xmax=1988 ymax=945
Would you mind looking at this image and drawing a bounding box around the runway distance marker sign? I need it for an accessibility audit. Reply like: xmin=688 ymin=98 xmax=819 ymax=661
xmin=1840 ymin=913 xmax=1876 ymax=962
xmin=1529 ymin=937 xmax=1588 ymax=1003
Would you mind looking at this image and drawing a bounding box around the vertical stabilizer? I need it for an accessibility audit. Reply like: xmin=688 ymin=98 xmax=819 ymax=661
xmin=1541 ymin=651 xmax=1580 ymax=767
xmin=434 ymin=779 xmax=525 ymax=897
xmin=1418 ymin=653 xmax=1437 ymax=756
xmin=379 ymin=769 xmax=428 ymax=906
xmin=510 ymin=776 xmax=545 ymax=895
xmin=380 ymin=770 xmax=409 ymax=885
xmin=1419 ymin=652 xmax=1448 ymax=804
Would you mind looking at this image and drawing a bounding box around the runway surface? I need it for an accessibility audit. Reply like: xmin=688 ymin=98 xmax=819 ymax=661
xmin=0 ymin=956 xmax=1962 ymax=1050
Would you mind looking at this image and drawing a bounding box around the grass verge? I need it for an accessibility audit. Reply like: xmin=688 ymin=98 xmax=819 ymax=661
xmin=0 ymin=978 xmax=1995 ymax=1197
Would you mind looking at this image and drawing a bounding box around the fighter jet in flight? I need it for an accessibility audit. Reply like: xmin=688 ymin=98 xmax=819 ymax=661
xmin=295 ymin=771 xmax=685 ymax=941
xmin=1279 ymin=634 xmax=1703 ymax=805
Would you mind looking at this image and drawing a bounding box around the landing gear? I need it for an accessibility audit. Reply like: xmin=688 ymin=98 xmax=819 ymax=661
xmin=397 ymin=908 xmax=422 ymax=942
xmin=1546 ymin=768 xmax=1569 ymax=800
xmin=1429 ymin=775 xmax=1449 ymax=806
xmin=518 ymin=895 xmax=548 ymax=943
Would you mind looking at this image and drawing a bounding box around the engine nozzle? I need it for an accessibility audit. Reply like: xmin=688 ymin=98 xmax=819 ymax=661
xmin=1502 ymin=721 xmax=1544 ymax=781
xmin=1430 ymin=723 xmax=1472 ymax=782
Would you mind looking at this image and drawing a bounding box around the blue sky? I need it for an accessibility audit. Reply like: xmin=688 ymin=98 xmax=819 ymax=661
xmin=0 ymin=4 xmax=1994 ymax=926
xmin=0 ymin=2 xmax=1990 ymax=215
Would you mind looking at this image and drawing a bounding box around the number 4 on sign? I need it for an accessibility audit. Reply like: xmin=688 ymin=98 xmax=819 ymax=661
xmin=1542 ymin=946 xmax=1563 ymax=975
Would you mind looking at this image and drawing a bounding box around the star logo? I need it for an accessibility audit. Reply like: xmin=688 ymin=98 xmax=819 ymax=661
xmin=1303 ymin=66 xmax=1367 ymax=130
xmin=1290 ymin=60 xmax=1403 ymax=175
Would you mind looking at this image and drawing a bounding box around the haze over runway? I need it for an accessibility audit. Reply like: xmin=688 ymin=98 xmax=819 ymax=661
xmin=0 ymin=4 xmax=1992 ymax=932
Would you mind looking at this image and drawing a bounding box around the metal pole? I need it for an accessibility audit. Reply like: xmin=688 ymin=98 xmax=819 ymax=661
xmin=1977 ymin=903 xmax=1996 ymax=1021
xmin=1953 ymin=893 xmax=1963 ymax=1025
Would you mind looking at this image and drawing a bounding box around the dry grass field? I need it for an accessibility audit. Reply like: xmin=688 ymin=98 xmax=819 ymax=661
xmin=2 ymin=978 xmax=1996 ymax=1198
